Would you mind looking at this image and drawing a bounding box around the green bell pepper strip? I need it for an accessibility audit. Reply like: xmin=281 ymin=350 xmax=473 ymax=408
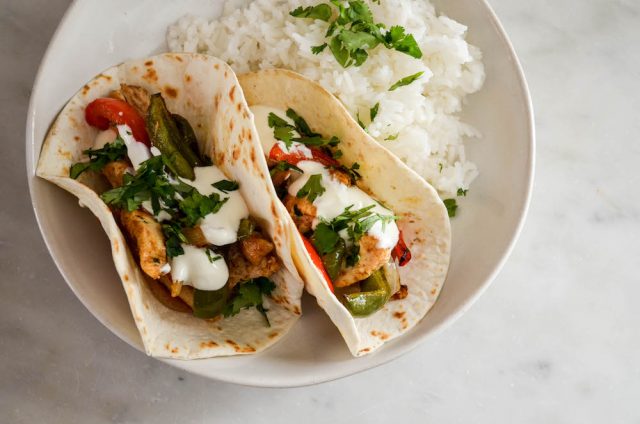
xmin=340 ymin=268 xmax=391 ymax=317
xmin=313 ymin=237 xmax=346 ymax=281
xmin=146 ymin=94 xmax=195 ymax=180
xmin=237 ymin=218 xmax=255 ymax=240
xmin=192 ymin=283 xmax=231 ymax=319
xmin=172 ymin=113 xmax=203 ymax=168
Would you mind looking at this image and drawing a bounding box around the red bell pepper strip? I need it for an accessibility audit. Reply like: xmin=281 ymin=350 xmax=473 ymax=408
xmin=392 ymin=230 xmax=412 ymax=267
xmin=301 ymin=234 xmax=334 ymax=293
xmin=85 ymin=98 xmax=150 ymax=146
xmin=269 ymin=143 xmax=339 ymax=168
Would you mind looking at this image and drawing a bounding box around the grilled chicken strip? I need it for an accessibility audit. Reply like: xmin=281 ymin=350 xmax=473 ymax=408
xmin=334 ymin=234 xmax=391 ymax=288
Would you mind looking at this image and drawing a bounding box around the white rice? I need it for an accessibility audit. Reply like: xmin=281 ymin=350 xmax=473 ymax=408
xmin=167 ymin=0 xmax=484 ymax=197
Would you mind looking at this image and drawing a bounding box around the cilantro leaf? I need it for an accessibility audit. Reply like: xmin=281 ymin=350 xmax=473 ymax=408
xmin=311 ymin=43 xmax=328 ymax=54
xmin=212 ymin=179 xmax=239 ymax=193
xmin=268 ymin=112 xmax=297 ymax=148
xmin=443 ymin=198 xmax=457 ymax=217
xmin=356 ymin=111 xmax=366 ymax=129
xmin=385 ymin=26 xmax=422 ymax=59
xmin=162 ymin=222 xmax=187 ymax=258
xmin=389 ymin=71 xmax=425 ymax=91
xmin=270 ymin=161 xmax=303 ymax=176
xmin=457 ymin=188 xmax=468 ymax=197
xmin=311 ymin=222 xmax=341 ymax=254
xmin=204 ymin=247 xmax=222 ymax=263
xmin=328 ymin=36 xmax=351 ymax=67
xmin=179 ymin=189 xmax=229 ymax=228
xmin=223 ymin=277 xmax=276 ymax=325
xmin=286 ymin=108 xmax=320 ymax=137
xmin=338 ymin=29 xmax=380 ymax=51
xmin=267 ymin=112 xmax=291 ymax=129
xmin=292 ymin=0 xmax=421 ymax=67
xmin=370 ymin=102 xmax=379 ymax=122
xmin=290 ymin=3 xmax=333 ymax=21
xmin=69 ymin=137 xmax=127 ymax=179
xmin=296 ymin=174 xmax=325 ymax=202
xmin=384 ymin=133 xmax=399 ymax=141
xmin=389 ymin=71 xmax=424 ymax=91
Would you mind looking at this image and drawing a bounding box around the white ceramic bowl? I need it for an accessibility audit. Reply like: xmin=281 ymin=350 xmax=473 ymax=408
xmin=26 ymin=0 xmax=534 ymax=387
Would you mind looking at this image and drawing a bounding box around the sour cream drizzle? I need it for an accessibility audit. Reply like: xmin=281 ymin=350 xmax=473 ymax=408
xmin=181 ymin=166 xmax=250 ymax=246
xmin=288 ymin=161 xmax=399 ymax=249
xmin=117 ymin=124 xmax=150 ymax=170
xmin=171 ymin=244 xmax=229 ymax=291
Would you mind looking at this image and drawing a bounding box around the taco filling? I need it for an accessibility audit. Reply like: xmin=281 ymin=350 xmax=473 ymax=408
xmin=251 ymin=105 xmax=412 ymax=317
xmin=70 ymin=86 xmax=280 ymax=322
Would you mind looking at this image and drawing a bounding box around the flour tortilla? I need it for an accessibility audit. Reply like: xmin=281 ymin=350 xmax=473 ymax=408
xmin=235 ymin=69 xmax=451 ymax=356
xmin=36 ymin=54 xmax=303 ymax=359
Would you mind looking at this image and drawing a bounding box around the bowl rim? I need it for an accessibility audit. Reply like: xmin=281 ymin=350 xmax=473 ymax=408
xmin=25 ymin=0 xmax=535 ymax=387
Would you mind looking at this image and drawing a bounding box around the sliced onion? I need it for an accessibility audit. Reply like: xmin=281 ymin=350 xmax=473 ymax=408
xmin=382 ymin=260 xmax=401 ymax=296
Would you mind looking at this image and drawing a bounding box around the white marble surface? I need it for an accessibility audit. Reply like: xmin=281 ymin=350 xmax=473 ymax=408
xmin=2 ymin=0 xmax=639 ymax=422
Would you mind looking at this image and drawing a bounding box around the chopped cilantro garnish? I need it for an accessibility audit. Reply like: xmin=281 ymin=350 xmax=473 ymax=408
xmin=312 ymin=204 xmax=398 ymax=264
xmin=286 ymin=108 xmax=320 ymax=137
xmin=205 ymin=247 xmax=222 ymax=263
xmin=100 ymin=155 xmax=180 ymax=213
xmin=290 ymin=4 xmax=333 ymax=21
xmin=178 ymin=189 xmax=229 ymax=228
xmin=270 ymin=161 xmax=303 ymax=176
xmin=69 ymin=137 xmax=127 ymax=179
xmin=223 ymin=277 xmax=276 ymax=325
xmin=389 ymin=71 xmax=424 ymax=91
xmin=443 ymin=198 xmax=457 ymax=217
xmin=384 ymin=133 xmax=399 ymax=141
xmin=311 ymin=43 xmax=328 ymax=54
xmin=344 ymin=162 xmax=361 ymax=183
xmin=212 ymin=179 xmax=239 ymax=193
xmin=296 ymin=174 xmax=325 ymax=202
xmin=268 ymin=112 xmax=296 ymax=148
xmin=269 ymin=109 xmax=340 ymax=149
xmin=291 ymin=0 xmax=422 ymax=68
xmin=438 ymin=163 xmax=443 ymax=173
xmin=369 ymin=102 xmax=380 ymax=122
xmin=356 ymin=111 xmax=366 ymax=129
xmin=162 ymin=222 xmax=187 ymax=258
xmin=457 ymin=188 xmax=468 ymax=197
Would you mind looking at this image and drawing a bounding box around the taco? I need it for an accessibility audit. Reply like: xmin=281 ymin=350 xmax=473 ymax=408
xmin=36 ymin=54 xmax=303 ymax=359
xmin=230 ymin=69 xmax=451 ymax=356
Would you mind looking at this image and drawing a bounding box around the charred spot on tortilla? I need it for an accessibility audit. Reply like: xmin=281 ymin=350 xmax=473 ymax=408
xmin=185 ymin=74 xmax=192 ymax=83
xmin=229 ymin=86 xmax=236 ymax=101
xmin=214 ymin=63 xmax=219 ymax=70
xmin=236 ymin=103 xmax=242 ymax=112
xmin=144 ymin=60 xmax=154 ymax=67
xmin=232 ymin=146 xmax=240 ymax=160
xmin=143 ymin=67 xmax=158 ymax=82
xmin=393 ymin=311 xmax=405 ymax=319
xmin=164 ymin=85 xmax=178 ymax=98
xmin=74 ymin=136 xmax=80 ymax=141
xmin=82 ymin=84 xmax=91 ymax=96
